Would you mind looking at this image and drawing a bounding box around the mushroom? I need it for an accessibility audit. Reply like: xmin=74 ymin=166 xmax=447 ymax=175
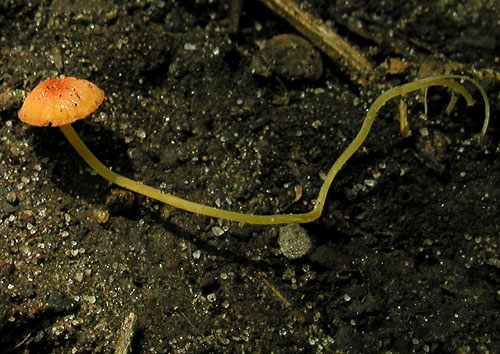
xmin=18 ymin=76 xmax=489 ymax=224
xmin=18 ymin=77 xmax=105 ymax=127
xmin=18 ymin=77 xmax=298 ymax=224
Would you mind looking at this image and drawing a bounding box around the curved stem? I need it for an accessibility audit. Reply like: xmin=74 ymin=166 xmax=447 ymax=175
xmin=60 ymin=124 xmax=317 ymax=224
xmin=59 ymin=75 xmax=489 ymax=224
xmin=314 ymin=75 xmax=489 ymax=213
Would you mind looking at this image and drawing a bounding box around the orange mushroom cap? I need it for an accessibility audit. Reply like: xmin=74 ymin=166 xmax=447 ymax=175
xmin=18 ymin=77 xmax=105 ymax=127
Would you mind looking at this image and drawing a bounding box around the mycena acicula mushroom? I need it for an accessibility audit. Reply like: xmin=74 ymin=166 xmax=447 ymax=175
xmin=18 ymin=75 xmax=489 ymax=224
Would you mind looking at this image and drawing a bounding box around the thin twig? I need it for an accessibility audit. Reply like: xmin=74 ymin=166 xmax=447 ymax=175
xmin=260 ymin=276 xmax=306 ymax=322
xmin=114 ymin=312 xmax=137 ymax=354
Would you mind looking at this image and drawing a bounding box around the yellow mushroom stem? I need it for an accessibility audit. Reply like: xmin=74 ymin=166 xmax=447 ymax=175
xmin=59 ymin=75 xmax=489 ymax=224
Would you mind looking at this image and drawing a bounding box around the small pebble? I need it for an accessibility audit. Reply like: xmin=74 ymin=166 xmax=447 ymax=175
xmin=278 ymin=223 xmax=313 ymax=259
xmin=250 ymin=34 xmax=323 ymax=82
xmin=5 ymin=191 xmax=17 ymax=203
xmin=212 ymin=226 xmax=224 ymax=237
xmin=93 ymin=209 xmax=110 ymax=224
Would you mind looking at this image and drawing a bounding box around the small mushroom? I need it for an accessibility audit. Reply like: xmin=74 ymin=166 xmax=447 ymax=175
xmin=17 ymin=75 xmax=488 ymax=225
xmin=18 ymin=77 xmax=300 ymax=224
xmin=18 ymin=77 xmax=104 ymax=127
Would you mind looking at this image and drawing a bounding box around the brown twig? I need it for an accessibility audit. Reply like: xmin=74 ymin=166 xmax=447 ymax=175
xmin=260 ymin=276 xmax=306 ymax=322
xmin=114 ymin=312 xmax=137 ymax=354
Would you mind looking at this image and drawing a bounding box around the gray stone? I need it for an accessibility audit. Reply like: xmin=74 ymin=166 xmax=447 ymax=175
xmin=278 ymin=223 xmax=313 ymax=259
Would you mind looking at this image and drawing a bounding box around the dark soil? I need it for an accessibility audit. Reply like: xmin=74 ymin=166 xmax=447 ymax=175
xmin=1 ymin=0 xmax=499 ymax=353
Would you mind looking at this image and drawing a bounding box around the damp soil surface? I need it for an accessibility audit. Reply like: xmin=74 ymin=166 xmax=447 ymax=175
xmin=1 ymin=1 xmax=500 ymax=353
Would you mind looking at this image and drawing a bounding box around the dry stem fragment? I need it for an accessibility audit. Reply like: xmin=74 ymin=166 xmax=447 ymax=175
xmin=114 ymin=312 xmax=137 ymax=354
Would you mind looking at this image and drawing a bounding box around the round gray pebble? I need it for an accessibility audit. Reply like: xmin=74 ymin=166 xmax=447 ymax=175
xmin=250 ymin=34 xmax=323 ymax=82
xmin=278 ymin=223 xmax=313 ymax=259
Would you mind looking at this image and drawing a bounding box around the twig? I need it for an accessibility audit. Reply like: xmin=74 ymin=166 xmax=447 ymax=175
xmin=114 ymin=312 xmax=137 ymax=354
xmin=257 ymin=0 xmax=374 ymax=84
xmin=260 ymin=276 xmax=306 ymax=322
xmin=177 ymin=311 xmax=213 ymax=346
